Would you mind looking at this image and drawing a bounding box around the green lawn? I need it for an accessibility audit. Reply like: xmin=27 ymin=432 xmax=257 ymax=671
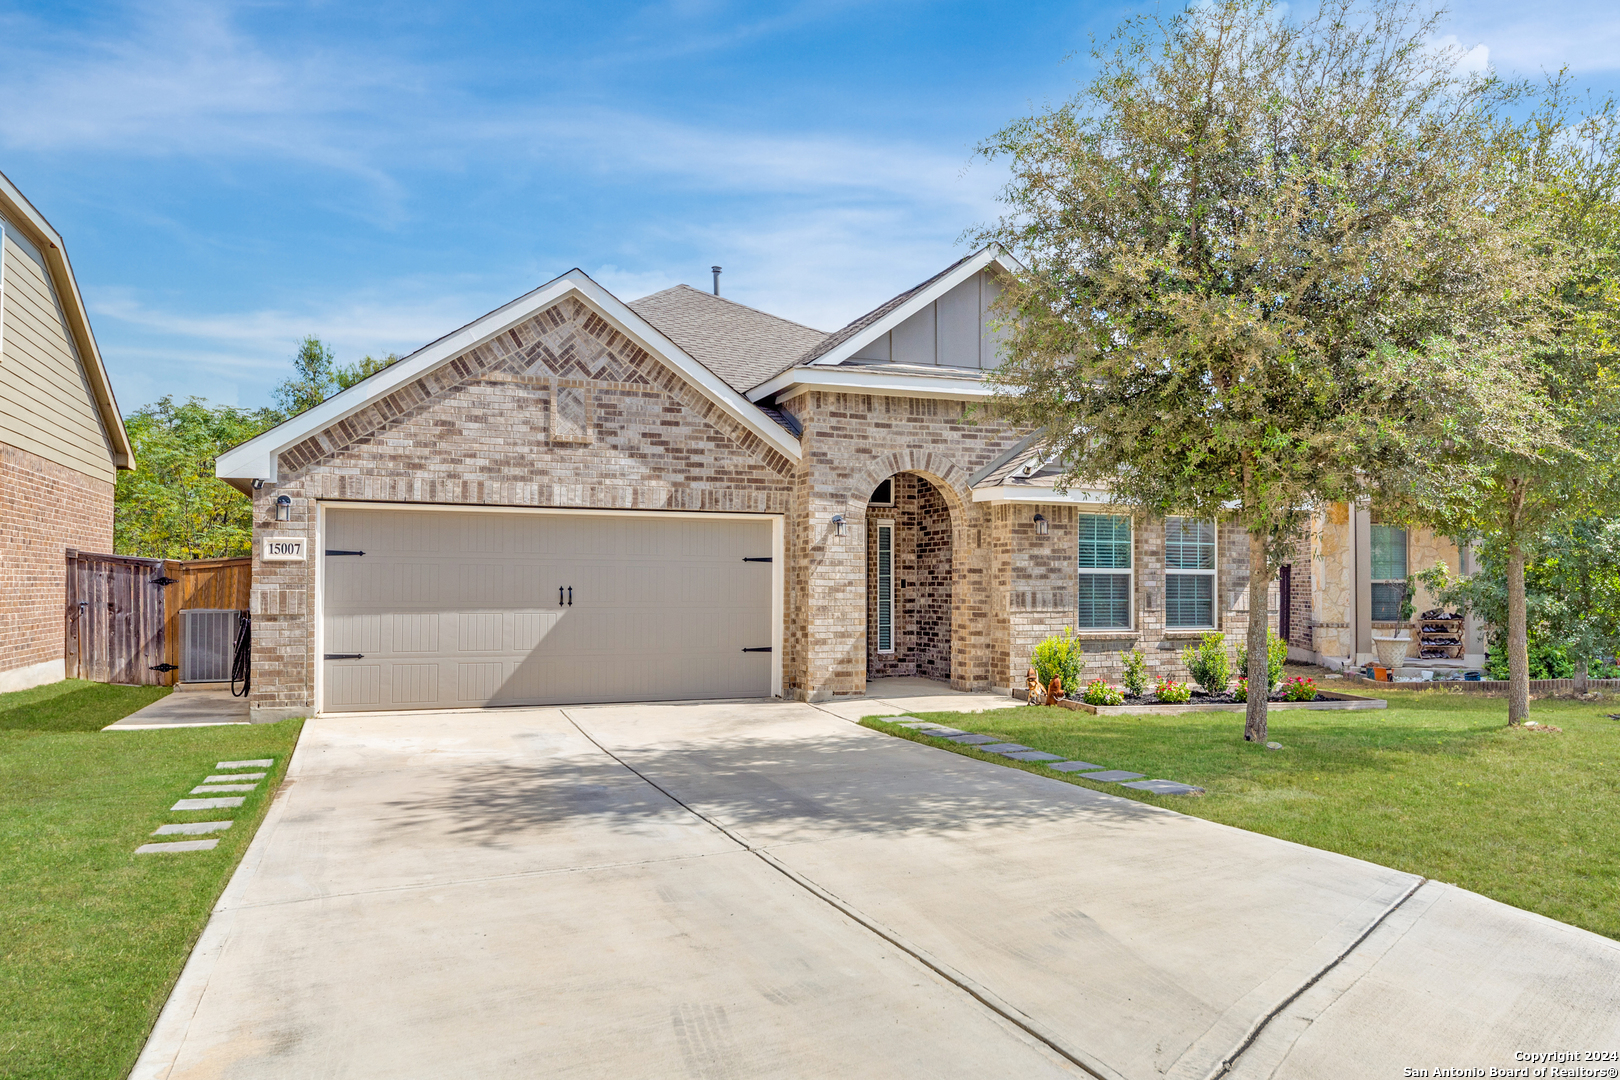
xmin=869 ymin=685 xmax=1620 ymax=940
xmin=0 ymin=681 xmax=304 ymax=1080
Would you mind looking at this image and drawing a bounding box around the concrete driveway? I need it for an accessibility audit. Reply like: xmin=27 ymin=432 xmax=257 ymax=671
xmin=135 ymin=693 xmax=1620 ymax=1079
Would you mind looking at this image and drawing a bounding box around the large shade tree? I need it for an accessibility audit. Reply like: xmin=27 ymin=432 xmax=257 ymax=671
xmin=973 ymin=0 xmax=1558 ymax=740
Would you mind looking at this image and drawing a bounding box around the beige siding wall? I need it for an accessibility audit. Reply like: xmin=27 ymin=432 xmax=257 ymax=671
xmin=0 ymin=218 xmax=116 ymax=483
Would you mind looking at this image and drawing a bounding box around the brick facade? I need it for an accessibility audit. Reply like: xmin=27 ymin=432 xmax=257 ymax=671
xmin=246 ymin=292 xmax=1281 ymax=716
xmin=0 ymin=442 xmax=114 ymax=688
xmin=247 ymin=296 xmax=797 ymax=719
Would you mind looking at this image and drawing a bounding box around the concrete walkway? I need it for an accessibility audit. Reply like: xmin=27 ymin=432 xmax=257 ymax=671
xmin=105 ymin=687 xmax=250 ymax=730
xmin=134 ymin=692 xmax=1620 ymax=1079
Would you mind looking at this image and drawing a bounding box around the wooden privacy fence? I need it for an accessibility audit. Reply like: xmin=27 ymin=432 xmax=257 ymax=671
xmin=64 ymin=551 xmax=251 ymax=686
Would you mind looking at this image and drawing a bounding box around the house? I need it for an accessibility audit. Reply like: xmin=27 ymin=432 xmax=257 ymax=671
xmin=1282 ymin=508 xmax=1486 ymax=672
xmin=0 ymin=169 xmax=134 ymax=693
xmin=216 ymin=248 xmax=1272 ymax=721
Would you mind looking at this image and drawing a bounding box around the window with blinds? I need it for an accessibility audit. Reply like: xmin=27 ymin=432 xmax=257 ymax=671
xmin=1077 ymin=514 xmax=1132 ymax=628
xmin=1165 ymin=517 xmax=1216 ymax=628
xmin=1371 ymin=525 xmax=1408 ymax=621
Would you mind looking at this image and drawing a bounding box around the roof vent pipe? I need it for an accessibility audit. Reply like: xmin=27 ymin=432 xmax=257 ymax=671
xmin=712 ymin=266 xmax=722 ymax=296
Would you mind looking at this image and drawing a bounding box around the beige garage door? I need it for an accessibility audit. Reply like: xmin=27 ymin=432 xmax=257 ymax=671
xmin=322 ymin=509 xmax=774 ymax=712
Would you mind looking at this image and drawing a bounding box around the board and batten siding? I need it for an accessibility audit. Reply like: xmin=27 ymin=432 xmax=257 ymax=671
xmin=850 ymin=269 xmax=1010 ymax=370
xmin=0 ymin=215 xmax=117 ymax=483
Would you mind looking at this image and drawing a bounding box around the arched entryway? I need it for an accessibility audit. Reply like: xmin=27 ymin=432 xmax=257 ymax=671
xmin=866 ymin=473 xmax=953 ymax=681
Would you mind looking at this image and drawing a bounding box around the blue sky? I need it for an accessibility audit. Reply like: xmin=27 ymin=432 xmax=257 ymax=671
xmin=3 ymin=0 xmax=1617 ymax=414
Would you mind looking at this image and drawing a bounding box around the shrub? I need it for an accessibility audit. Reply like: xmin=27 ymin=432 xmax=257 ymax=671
xmin=1266 ymin=630 xmax=1288 ymax=692
xmin=1119 ymin=647 xmax=1148 ymax=697
xmin=1031 ymin=629 xmax=1084 ymax=694
xmin=1282 ymin=676 xmax=1318 ymax=701
xmin=1155 ymin=677 xmax=1191 ymax=703
xmin=1181 ymin=632 xmax=1231 ymax=694
xmin=1083 ymin=679 xmax=1124 ymax=706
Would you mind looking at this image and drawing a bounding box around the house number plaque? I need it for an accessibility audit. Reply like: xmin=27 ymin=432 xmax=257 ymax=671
xmin=261 ymin=536 xmax=307 ymax=562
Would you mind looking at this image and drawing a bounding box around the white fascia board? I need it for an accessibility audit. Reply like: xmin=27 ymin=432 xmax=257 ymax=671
xmin=218 ymin=269 xmax=800 ymax=482
xmin=807 ymin=248 xmax=1023 ymax=370
xmin=747 ymin=364 xmax=996 ymax=404
xmin=971 ymin=486 xmax=1114 ymax=504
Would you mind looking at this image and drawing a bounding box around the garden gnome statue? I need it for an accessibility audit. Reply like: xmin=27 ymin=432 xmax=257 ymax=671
xmin=1026 ymin=667 xmax=1046 ymax=705
xmin=1049 ymin=677 xmax=1065 ymax=701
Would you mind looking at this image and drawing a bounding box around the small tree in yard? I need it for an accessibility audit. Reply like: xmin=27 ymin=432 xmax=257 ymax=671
xmin=1409 ymin=93 xmax=1620 ymax=721
xmin=973 ymin=0 xmax=1557 ymax=741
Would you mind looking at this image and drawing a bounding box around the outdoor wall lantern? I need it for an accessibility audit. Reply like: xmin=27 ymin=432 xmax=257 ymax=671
xmin=275 ymin=494 xmax=292 ymax=522
xmin=1033 ymin=513 xmax=1049 ymax=536
xmin=831 ymin=514 xmax=848 ymax=538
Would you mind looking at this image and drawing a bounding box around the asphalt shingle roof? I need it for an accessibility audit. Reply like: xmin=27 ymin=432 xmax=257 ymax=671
xmin=627 ymin=285 xmax=828 ymax=395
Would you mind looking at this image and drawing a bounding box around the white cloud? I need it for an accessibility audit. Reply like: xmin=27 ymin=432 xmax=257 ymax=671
xmin=1429 ymin=33 xmax=1492 ymax=74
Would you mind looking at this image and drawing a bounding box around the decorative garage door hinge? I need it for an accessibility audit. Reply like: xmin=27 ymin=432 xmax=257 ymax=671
xmin=742 ymin=557 xmax=772 ymax=562
xmin=742 ymin=647 xmax=772 ymax=653
xmin=324 ymin=653 xmax=365 ymax=660
xmin=325 ymin=549 xmax=365 ymax=556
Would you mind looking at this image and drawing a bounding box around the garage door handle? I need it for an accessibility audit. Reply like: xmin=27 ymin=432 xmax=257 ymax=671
xmin=742 ymin=647 xmax=772 ymax=653
xmin=325 ymin=653 xmax=364 ymax=660
xmin=568 ymin=587 xmax=573 ymax=606
xmin=559 ymin=587 xmax=564 ymax=606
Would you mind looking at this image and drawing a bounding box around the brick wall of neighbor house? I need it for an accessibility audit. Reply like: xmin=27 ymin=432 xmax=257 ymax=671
xmin=247 ymin=296 xmax=798 ymax=720
xmin=778 ymin=390 xmax=1022 ymax=699
xmin=0 ymin=442 xmax=114 ymax=685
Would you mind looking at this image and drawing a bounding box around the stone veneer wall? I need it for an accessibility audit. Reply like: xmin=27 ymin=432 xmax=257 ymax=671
xmin=778 ymin=390 xmax=1021 ymax=698
xmin=864 ymin=473 xmax=952 ymax=679
xmin=1309 ymin=504 xmax=1354 ymax=663
xmin=0 ymin=442 xmax=114 ymax=689
xmin=248 ymin=296 xmax=797 ymax=720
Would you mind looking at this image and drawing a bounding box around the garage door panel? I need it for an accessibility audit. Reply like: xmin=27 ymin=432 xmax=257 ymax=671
xmin=323 ymin=510 xmax=773 ymax=711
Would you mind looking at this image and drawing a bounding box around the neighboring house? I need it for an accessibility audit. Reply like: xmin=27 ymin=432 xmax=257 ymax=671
xmin=0 ymin=169 xmax=134 ymax=693
xmin=1282 ymin=510 xmax=1486 ymax=672
xmin=216 ymin=247 xmax=1275 ymax=720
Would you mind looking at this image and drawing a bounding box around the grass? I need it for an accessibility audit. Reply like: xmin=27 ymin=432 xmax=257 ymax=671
xmin=867 ymin=682 xmax=1620 ymax=940
xmin=0 ymin=680 xmax=304 ymax=1080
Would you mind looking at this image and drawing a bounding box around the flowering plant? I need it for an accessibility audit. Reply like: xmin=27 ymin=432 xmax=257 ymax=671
xmin=1155 ymin=678 xmax=1191 ymax=704
xmin=1234 ymin=676 xmax=1248 ymax=703
xmin=1282 ymin=676 xmax=1318 ymax=701
xmin=1083 ymin=679 xmax=1124 ymax=706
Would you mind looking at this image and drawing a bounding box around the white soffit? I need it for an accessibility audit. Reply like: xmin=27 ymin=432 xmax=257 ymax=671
xmin=808 ymin=247 xmax=1021 ymax=369
xmin=217 ymin=269 xmax=802 ymax=482
xmin=971 ymin=486 xmax=1114 ymax=504
xmin=749 ymin=365 xmax=998 ymax=403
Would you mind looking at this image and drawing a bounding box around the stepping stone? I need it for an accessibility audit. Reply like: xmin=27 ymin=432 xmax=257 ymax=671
xmin=1003 ymin=750 xmax=1064 ymax=762
xmin=1121 ymin=779 xmax=1206 ymax=796
xmin=217 ymin=759 xmax=273 ymax=769
xmin=203 ymin=773 xmax=264 ymax=782
xmin=891 ymin=720 xmax=935 ymax=727
xmin=920 ymin=727 xmax=968 ymax=737
xmin=153 ymin=821 xmax=234 ymax=836
xmin=979 ymin=743 xmax=1032 ymax=753
xmin=943 ymin=734 xmax=1000 ymax=745
xmin=173 ymin=797 xmax=245 ymax=810
xmin=190 ymin=783 xmax=257 ymax=794
xmin=1046 ymin=761 xmax=1105 ymax=772
xmin=135 ymin=839 xmax=220 ymax=854
xmin=1079 ymin=770 xmax=1145 ymax=782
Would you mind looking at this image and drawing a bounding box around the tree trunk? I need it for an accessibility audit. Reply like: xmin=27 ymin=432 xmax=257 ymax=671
xmin=1575 ymin=656 xmax=1589 ymax=695
xmin=1245 ymin=529 xmax=1270 ymax=743
xmin=1506 ymin=540 xmax=1530 ymax=724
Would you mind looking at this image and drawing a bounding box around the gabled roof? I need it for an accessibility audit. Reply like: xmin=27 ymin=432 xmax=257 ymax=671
xmin=968 ymin=437 xmax=1113 ymax=505
xmin=0 ymin=168 xmax=133 ymax=469
xmin=745 ymin=245 xmax=1024 ymax=402
xmin=215 ymin=269 xmax=803 ymax=485
xmin=627 ymin=285 xmax=827 ymax=395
